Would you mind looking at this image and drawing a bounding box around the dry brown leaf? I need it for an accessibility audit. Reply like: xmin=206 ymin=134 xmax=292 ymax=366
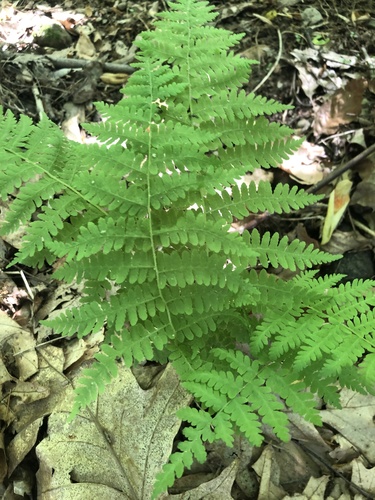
xmin=321 ymin=230 xmax=372 ymax=255
xmin=351 ymin=180 xmax=375 ymax=210
xmin=0 ymin=357 xmax=13 ymax=385
xmin=350 ymin=153 xmax=375 ymax=210
xmin=313 ymin=78 xmax=367 ymax=135
xmin=10 ymin=380 xmax=50 ymax=405
xmin=239 ymin=44 xmax=270 ymax=62
xmin=61 ymin=102 xmax=86 ymax=143
xmin=329 ymin=434 xmax=360 ymax=463
xmin=0 ymin=311 xmax=23 ymax=345
xmin=63 ymin=331 xmax=104 ymax=371
xmin=12 ymin=329 xmax=38 ymax=381
xmin=297 ymin=476 xmax=329 ymax=499
xmin=0 ymin=432 xmax=7 ymax=483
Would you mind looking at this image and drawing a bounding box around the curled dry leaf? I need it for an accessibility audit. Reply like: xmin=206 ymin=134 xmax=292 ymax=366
xmin=100 ymin=72 xmax=129 ymax=85
xmin=321 ymin=177 xmax=352 ymax=245
xmin=8 ymin=418 xmax=42 ymax=476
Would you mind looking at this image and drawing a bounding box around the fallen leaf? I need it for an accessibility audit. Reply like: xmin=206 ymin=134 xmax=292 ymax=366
xmin=321 ymin=389 xmax=375 ymax=463
xmin=75 ymin=32 xmax=96 ymax=59
xmin=350 ymin=153 xmax=375 ymax=210
xmin=100 ymin=72 xmax=129 ymax=85
xmin=313 ymin=79 xmax=366 ymax=135
xmin=61 ymin=102 xmax=86 ymax=143
xmin=36 ymin=364 xmax=192 ymax=499
xmin=170 ymin=460 xmax=238 ymax=499
xmin=8 ymin=418 xmax=42 ymax=476
xmin=321 ymin=177 xmax=352 ymax=245
xmin=280 ymin=139 xmax=328 ymax=184
xmin=252 ymin=445 xmax=287 ymax=499
xmin=294 ymin=475 xmax=329 ymax=499
xmin=0 ymin=357 xmax=13 ymax=385
xmin=0 ymin=432 xmax=7 ymax=483
xmin=321 ymin=229 xmax=371 ymax=255
xmin=351 ymin=458 xmax=375 ymax=495
xmin=0 ymin=311 xmax=23 ymax=345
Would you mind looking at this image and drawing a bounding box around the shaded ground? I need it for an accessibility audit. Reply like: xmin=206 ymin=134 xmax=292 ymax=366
xmin=1 ymin=0 xmax=375 ymax=498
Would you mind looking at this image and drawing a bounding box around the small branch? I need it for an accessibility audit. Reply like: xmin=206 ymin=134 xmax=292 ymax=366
xmin=48 ymin=56 xmax=136 ymax=74
xmin=307 ymin=143 xmax=375 ymax=194
xmin=0 ymin=50 xmax=136 ymax=74
xmin=251 ymin=29 xmax=283 ymax=94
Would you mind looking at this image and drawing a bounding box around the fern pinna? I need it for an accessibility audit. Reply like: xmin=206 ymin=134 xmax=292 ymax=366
xmin=1 ymin=0 xmax=375 ymax=495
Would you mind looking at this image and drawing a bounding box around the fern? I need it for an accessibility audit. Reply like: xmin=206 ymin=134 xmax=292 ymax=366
xmin=1 ymin=0 xmax=375 ymax=496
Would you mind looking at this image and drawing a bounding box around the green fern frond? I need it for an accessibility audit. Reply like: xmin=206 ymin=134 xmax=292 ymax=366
xmin=48 ymin=217 xmax=151 ymax=261
xmin=68 ymin=346 xmax=120 ymax=420
xmin=336 ymin=365 xmax=369 ymax=394
xmin=292 ymin=325 xmax=344 ymax=371
xmin=219 ymin=136 xmax=304 ymax=171
xmin=45 ymin=301 xmax=107 ymax=338
xmin=206 ymin=182 xmax=321 ymax=221
xmin=358 ymin=354 xmax=375 ymax=392
xmin=249 ymin=229 xmax=339 ymax=270
xmin=292 ymin=270 xmax=345 ymax=289
xmin=192 ymin=90 xmax=292 ymax=123
xmin=268 ymin=314 xmax=324 ymax=359
xmin=152 ymin=416 xmax=208 ymax=499
xmin=262 ymin=365 xmax=321 ymax=424
xmin=211 ymin=349 xmax=290 ymax=441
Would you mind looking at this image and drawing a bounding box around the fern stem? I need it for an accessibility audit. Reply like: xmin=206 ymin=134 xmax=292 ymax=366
xmin=145 ymin=75 xmax=177 ymax=347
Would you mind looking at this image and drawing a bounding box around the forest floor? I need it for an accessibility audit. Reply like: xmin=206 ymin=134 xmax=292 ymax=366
xmin=0 ymin=0 xmax=375 ymax=499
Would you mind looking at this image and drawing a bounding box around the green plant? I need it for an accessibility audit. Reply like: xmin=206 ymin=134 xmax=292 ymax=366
xmin=1 ymin=0 xmax=374 ymax=495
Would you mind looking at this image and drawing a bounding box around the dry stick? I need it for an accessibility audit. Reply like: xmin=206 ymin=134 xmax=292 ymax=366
xmin=240 ymin=143 xmax=375 ymax=231
xmin=48 ymin=56 xmax=136 ymax=74
xmin=251 ymin=29 xmax=283 ymax=94
xmin=294 ymin=439 xmax=374 ymax=499
xmin=307 ymin=142 xmax=375 ymax=194
xmin=0 ymin=50 xmax=136 ymax=74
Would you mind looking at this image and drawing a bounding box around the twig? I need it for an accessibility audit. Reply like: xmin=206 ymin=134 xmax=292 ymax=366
xmin=19 ymin=269 xmax=34 ymax=300
xmin=31 ymin=81 xmax=44 ymax=121
xmin=0 ymin=50 xmax=136 ymax=74
xmin=251 ymin=29 xmax=282 ymax=94
xmin=49 ymin=56 xmax=136 ymax=74
xmin=352 ymin=219 xmax=375 ymax=238
xmin=307 ymin=143 xmax=375 ymax=194
xmin=295 ymin=439 xmax=374 ymax=499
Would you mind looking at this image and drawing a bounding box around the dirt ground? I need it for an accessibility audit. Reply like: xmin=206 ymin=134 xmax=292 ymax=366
xmin=1 ymin=0 xmax=375 ymax=499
